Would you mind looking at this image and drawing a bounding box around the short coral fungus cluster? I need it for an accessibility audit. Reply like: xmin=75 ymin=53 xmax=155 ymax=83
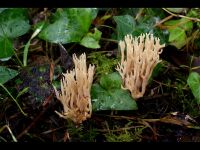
xmin=54 ymin=53 xmax=95 ymax=124
xmin=116 ymin=33 xmax=165 ymax=99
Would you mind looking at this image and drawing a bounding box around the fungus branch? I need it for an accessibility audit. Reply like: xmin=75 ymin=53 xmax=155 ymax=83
xmin=116 ymin=33 xmax=165 ymax=99
xmin=54 ymin=53 xmax=95 ymax=124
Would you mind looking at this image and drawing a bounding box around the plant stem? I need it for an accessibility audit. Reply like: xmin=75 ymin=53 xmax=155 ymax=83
xmin=101 ymin=37 xmax=118 ymax=43
xmin=0 ymin=125 xmax=17 ymax=142
xmin=13 ymin=50 xmax=23 ymax=67
xmin=0 ymin=83 xmax=27 ymax=116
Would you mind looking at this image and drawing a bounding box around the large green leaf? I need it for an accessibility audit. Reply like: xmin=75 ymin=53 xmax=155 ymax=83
xmin=91 ymin=72 xmax=138 ymax=111
xmin=113 ymin=15 xmax=136 ymax=40
xmin=0 ymin=8 xmax=8 ymax=14
xmin=164 ymin=18 xmax=193 ymax=49
xmin=100 ymin=72 xmax=122 ymax=90
xmin=39 ymin=8 xmax=98 ymax=44
xmin=187 ymin=72 xmax=200 ymax=104
xmin=91 ymin=84 xmax=138 ymax=111
xmin=0 ymin=66 xmax=18 ymax=84
xmin=168 ymin=27 xmax=187 ymax=49
xmin=164 ymin=18 xmax=193 ymax=32
xmin=0 ymin=8 xmax=30 ymax=38
xmin=0 ymin=8 xmax=30 ymax=60
xmin=113 ymin=12 xmax=168 ymax=44
xmin=0 ymin=37 xmax=13 ymax=59
xmin=80 ymin=28 xmax=102 ymax=49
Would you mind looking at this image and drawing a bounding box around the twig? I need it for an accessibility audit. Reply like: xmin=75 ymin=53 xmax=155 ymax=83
xmin=162 ymin=8 xmax=200 ymax=22
xmin=41 ymin=126 xmax=66 ymax=135
xmin=16 ymin=108 xmax=47 ymax=139
xmin=0 ymin=125 xmax=17 ymax=142
xmin=152 ymin=79 xmax=188 ymax=90
xmin=13 ymin=50 xmax=23 ymax=67
xmin=140 ymin=93 xmax=170 ymax=101
xmin=101 ymin=37 xmax=118 ymax=43
xmin=96 ymin=125 xmax=145 ymax=132
xmin=103 ymin=115 xmax=137 ymax=120
xmin=17 ymin=108 xmax=47 ymax=139
xmin=16 ymin=93 xmax=54 ymax=140
xmin=153 ymin=15 xmax=174 ymax=28
xmin=135 ymin=8 xmax=144 ymax=20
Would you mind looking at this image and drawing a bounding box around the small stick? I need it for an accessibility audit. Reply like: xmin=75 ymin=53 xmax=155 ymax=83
xmin=16 ymin=107 xmax=47 ymax=139
xmin=16 ymin=93 xmax=54 ymax=140
xmin=162 ymin=8 xmax=200 ymax=22
xmin=153 ymin=15 xmax=173 ymax=28
xmin=0 ymin=125 xmax=17 ymax=142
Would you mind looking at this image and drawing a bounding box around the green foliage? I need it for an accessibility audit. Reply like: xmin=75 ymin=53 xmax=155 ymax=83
xmin=0 ymin=83 xmax=27 ymax=116
xmin=166 ymin=8 xmax=188 ymax=14
xmin=135 ymin=8 xmax=168 ymax=44
xmin=105 ymin=130 xmax=134 ymax=142
xmin=23 ymin=22 xmax=44 ymax=66
xmin=187 ymin=8 xmax=200 ymax=19
xmin=0 ymin=8 xmax=30 ymax=60
xmin=0 ymin=66 xmax=18 ymax=84
xmin=149 ymin=62 xmax=166 ymax=83
xmin=168 ymin=27 xmax=187 ymax=49
xmin=0 ymin=37 xmax=13 ymax=60
xmin=88 ymin=52 xmax=118 ymax=78
xmin=187 ymin=72 xmax=200 ymax=104
xmin=67 ymin=122 xmax=99 ymax=142
xmin=0 ymin=8 xmax=8 ymax=13
xmin=105 ymin=126 xmax=144 ymax=142
xmin=117 ymin=8 xmax=140 ymax=16
xmin=39 ymin=8 xmax=101 ymax=49
xmin=164 ymin=18 xmax=193 ymax=49
xmin=0 ymin=8 xmax=30 ymax=38
xmin=100 ymin=72 xmax=122 ymax=90
xmin=80 ymin=28 xmax=102 ymax=48
xmin=113 ymin=15 xmax=136 ymax=40
xmin=91 ymin=72 xmax=138 ymax=111
xmin=142 ymin=8 xmax=166 ymax=20
xmin=113 ymin=9 xmax=169 ymax=44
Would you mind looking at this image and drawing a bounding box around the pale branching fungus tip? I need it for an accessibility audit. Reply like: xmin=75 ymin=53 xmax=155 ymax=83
xmin=54 ymin=53 xmax=95 ymax=124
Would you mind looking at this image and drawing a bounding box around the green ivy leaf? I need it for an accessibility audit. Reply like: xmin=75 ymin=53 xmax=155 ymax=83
xmin=80 ymin=28 xmax=102 ymax=49
xmin=187 ymin=72 xmax=200 ymax=104
xmin=0 ymin=8 xmax=30 ymax=60
xmin=0 ymin=8 xmax=8 ymax=14
xmin=164 ymin=18 xmax=193 ymax=49
xmin=149 ymin=63 xmax=165 ymax=84
xmin=91 ymin=72 xmax=138 ymax=111
xmin=113 ymin=13 xmax=168 ymax=44
xmin=0 ymin=8 xmax=30 ymax=38
xmin=0 ymin=37 xmax=13 ymax=60
xmin=164 ymin=18 xmax=193 ymax=32
xmin=39 ymin=8 xmax=98 ymax=44
xmin=113 ymin=15 xmax=136 ymax=40
xmin=168 ymin=27 xmax=187 ymax=49
xmin=100 ymin=72 xmax=122 ymax=90
xmin=0 ymin=66 xmax=18 ymax=84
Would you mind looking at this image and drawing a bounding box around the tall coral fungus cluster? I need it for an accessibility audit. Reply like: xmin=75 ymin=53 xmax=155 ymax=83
xmin=54 ymin=53 xmax=95 ymax=124
xmin=116 ymin=33 xmax=165 ymax=99
xmin=54 ymin=33 xmax=165 ymax=124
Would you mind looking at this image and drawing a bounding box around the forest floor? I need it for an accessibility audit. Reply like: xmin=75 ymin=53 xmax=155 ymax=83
xmin=0 ymin=8 xmax=200 ymax=142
